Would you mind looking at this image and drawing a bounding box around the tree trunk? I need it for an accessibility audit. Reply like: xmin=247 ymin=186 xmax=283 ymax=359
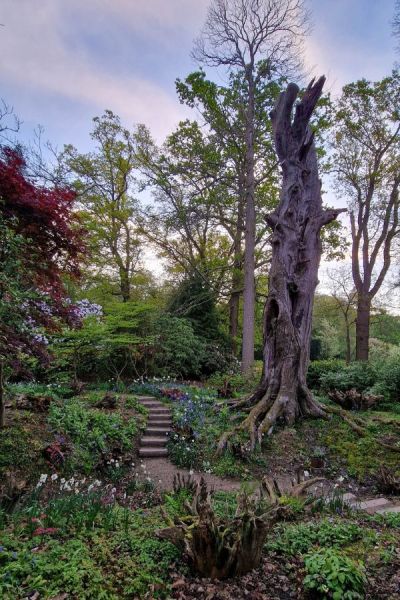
xmin=119 ymin=266 xmax=131 ymax=303
xmin=345 ymin=319 xmax=352 ymax=364
xmin=229 ymin=286 xmax=240 ymax=355
xmin=219 ymin=78 xmax=345 ymax=450
xmin=355 ymin=294 xmax=370 ymax=361
xmin=0 ymin=360 xmax=5 ymax=428
xmin=229 ymin=185 xmax=245 ymax=355
xmin=241 ymin=76 xmax=256 ymax=374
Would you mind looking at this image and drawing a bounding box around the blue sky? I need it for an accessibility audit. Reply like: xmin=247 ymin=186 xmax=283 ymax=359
xmin=0 ymin=0 xmax=397 ymax=152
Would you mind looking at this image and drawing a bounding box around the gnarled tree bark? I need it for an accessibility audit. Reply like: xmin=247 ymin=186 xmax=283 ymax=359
xmin=219 ymin=77 xmax=345 ymax=451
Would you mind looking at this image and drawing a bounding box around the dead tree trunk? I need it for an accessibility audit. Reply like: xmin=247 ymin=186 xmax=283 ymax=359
xmin=219 ymin=78 xmax=345 ymax=451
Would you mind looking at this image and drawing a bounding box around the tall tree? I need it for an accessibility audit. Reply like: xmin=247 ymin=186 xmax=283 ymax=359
xmin=135 ymin=120 xmax=233 ymax=295
xmin=176 ymin=70 xmax=281 ymax=354
xmin=331 ymin=73 xmax=400 ymax=360
xmin=219 ymin=78 xmax=345 ymax=450
xmin=194 ymin=0 xmax=310 ymax=374
xmin=63 ymin=111 xmax=142 ymax=302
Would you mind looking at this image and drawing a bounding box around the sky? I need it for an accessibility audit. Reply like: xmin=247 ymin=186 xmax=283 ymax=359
xmin=1 ymin=0 xmax=397 ymax=151
xmin=0 ymin=0 xmax=398 ymax=302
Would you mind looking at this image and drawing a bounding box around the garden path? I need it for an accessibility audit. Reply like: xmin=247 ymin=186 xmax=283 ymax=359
xmin=136 ymin=396 xmax=400 ymax=510
xmin=137 ymin=395 xmax=246 ymax=491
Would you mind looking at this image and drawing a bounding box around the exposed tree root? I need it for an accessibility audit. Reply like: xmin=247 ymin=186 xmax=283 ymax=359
xmin=324 ymin=405 xmax=400 ymax=453
xmin=218 ymin=396 xmax=400 ymax=456
xmin=217 ymin=385 xmax=328 ymax=455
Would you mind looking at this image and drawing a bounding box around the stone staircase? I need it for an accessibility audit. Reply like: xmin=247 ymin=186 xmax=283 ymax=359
xmin=137 ymin=396 xmax=171 ymax=458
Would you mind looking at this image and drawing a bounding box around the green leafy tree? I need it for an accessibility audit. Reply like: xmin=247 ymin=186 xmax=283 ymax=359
xmin=64 ymin=111 xmax=142 ymax=302
xmin=176 ymin=70 xmax=281 ymax=354
xmin=331 ymin=72 xmax=400 ymax=360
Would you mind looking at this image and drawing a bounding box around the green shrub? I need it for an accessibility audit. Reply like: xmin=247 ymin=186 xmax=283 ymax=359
xmin=152 ymin=315 xmax=206 ymax=379
xmin=303 ymin=547 xmax=367 ymax=599
xmin=370 ymin=350 xmax=400 ymax=405
xmin=319 ymin=361 xmax=376 ymax=393
xmin=307 ymin=359 xmax=346 ymax=389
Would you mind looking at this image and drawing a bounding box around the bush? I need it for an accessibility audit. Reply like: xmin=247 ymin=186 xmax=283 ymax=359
xmin=370 ymin=350 xmax=400 ymax=405
xmin=152 ymin=315 xmax=206 ymax=379
xmin=318 ymin=362 xmax=376 ymax=393
xmin=303 ymin=547 xmax=367 ymax=599
xmin=307 ymin=359 xmax=346 ymax=389
xmin=308 ymin=352 xmax=400 ymax=410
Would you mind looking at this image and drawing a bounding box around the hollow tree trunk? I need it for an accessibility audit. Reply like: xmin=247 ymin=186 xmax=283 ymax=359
xmin=355 ymin=294 xmax=370 ymax=361
xmin=219 ymin=78 xmax=345 ymax=451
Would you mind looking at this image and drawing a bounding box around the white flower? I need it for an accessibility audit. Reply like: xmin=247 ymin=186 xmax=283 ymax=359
xmin=189 ymin=469 xmax=194 ymax=476
xmin=60 ymin=478 xmax=65 ymax=484
xmin=88 ymin=484 xmax=94 ymax=492
xmin=303 ymin=470 xmax=310 ymax=478
xmin=51 ymin=474 xmax=58 ymax=481
xmin=337 ymin=475 xmax=345 ymax=483
xmin=39 ymin=474 xmax=48 ymax=484
xmin=111 ymin=487 xmax=116 ymax=494
xmin=115 ymin=462 xmax=120 ymax=468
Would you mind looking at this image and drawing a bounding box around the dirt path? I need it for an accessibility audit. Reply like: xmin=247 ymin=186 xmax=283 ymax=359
xmin=142 ymin=457 xmax=245 ymax=492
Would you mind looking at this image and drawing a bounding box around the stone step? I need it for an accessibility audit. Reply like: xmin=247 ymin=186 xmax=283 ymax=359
xmin=147 ymin=427 xmax=171 ymax=435
xmin=141 ymin=402 xmax=165 ymax=409
xmin=376 ymin=505 xmax=400 ymax=514
xmin=148 ymin=408 xmax=170 ymax=414
xmin=139 ymin=447 xmax=168 ymax=458
xmin=358 ymin=498 xmax=392 ymax=513
xmin=148 ymin=415 xmax=171 ymax=422
xmin=141 ymin=436 xmax=168 ymax=447
xmin=136 ymin=396 xmax=158 ymax=402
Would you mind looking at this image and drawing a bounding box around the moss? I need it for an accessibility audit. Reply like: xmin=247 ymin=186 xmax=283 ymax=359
xmin=319 ymin=416 xmax=399 ymax=479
